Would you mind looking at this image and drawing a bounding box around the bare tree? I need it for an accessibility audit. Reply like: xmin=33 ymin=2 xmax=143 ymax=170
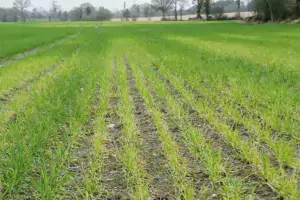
xmin=130 ymin=4 xmax=141 ymax=21
xmin=237 ymin=0 xmax=241 ymax=18
xmin=50 ymin=0 xmax=60 ymax=20
xmin=174 ymin=0 xmax=178 ymax=20
xmin=80 ymin=2 xmax=95 ymax=16
xmin=151 ymin=0 xmax=173 ymax=19
xmin=193 ymin=0 xmax=204 ymax=18
xmin=13 ymin=0 xmax=31 ymax=22
xmin=179 ymin=0 xmax=187 ymax=20
xmin=142 ymin=3 xmax=151 ymax=18
xmin=0 ymin=8 xmax=8 ymax=22
xmin=203 ymin=0 xmax=211 ymax=20
xmin=123 ymin=9 xmax=130 ymax=21
xmin=266 ymin=0 xmax=274 ymax=21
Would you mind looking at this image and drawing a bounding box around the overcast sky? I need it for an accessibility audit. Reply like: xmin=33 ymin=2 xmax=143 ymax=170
xmin=0 ymin=0 xmax=156 ymax=11
xmin=0 ymin=0 xmax=247 ymax=11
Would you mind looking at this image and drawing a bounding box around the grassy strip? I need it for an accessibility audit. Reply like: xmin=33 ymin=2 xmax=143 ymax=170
xmin=115 ymin=53 xmax=148 ymax=199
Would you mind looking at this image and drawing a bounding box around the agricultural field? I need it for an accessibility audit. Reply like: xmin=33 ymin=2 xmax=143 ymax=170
xmin=0 ymin=24 xmax=76 ymax=60
xmin=0 ymin=21 xmax=299 ymax=199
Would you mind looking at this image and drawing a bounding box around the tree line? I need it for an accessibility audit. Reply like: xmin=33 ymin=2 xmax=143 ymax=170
xmin=0 ymin=0 xmax=113 ymax=22
xmin=0 ymin=0 xmax=244 ymax=22
xmin=1 ymin=0 xmax=299 ymax=22
xmin=249 ymin=0 xmax=300 ymax=21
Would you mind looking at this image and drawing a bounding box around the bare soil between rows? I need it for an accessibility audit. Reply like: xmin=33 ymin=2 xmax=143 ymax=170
xmin=125 ymin=56 xmax=215 ymax=198
xmin=126 ymin=59 xmax=176 ymax=199
xmin=100 ymin=61 xmax=129 ymax=199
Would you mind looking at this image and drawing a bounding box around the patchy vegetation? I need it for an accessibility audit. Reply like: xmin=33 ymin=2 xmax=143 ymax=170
xmin=0 ymin=21 xmax=299 ymax=199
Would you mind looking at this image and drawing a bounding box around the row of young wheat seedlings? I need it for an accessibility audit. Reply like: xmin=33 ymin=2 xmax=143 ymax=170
xmin=78 ymin=52 xmax=113 ymax=198
xmin=131 ymin=47 xmax=299 ymax=199
xmin=169 ymin=36 xmax=299 ymax=142
xmin=151 ymin=47 xmax=299 ymax=165
xmin=164 ymin=37 xmax=300 ymax=144
xmin=193 ymin=63 xmax=299 ymax=144
xmin=139 ymin=42 xmax=295 ymax=167
xmin=131 ymin=52 xmax=249 ymax=199
xmin=0 ymin=49 xmax=80 ymax=134
xmin=215 ymin=79 xmax=299 ymax=143
xmin=211 ymin=82 xmax=298 ymax=168
xmin=153 ymin=62 xmax=299 ymax=199
xmin=216 ymin=76 xmax=300 ymax=141
xmin=125 ymin=53 xmax=195 ymax=199
xmin=115 ymin=53 xmax=149 ymax=199
xmin=35 ymin=55 xmax=105 ymax=199
xmin=0 ymin=35 xmax=82 ymax=95
xmin=0 ymin=40 xmax=105 ymax=198
xmin=180 ymin=73 xmax=299 ymax=170
xmin=180 ymin=66 xmax=299 ymax=165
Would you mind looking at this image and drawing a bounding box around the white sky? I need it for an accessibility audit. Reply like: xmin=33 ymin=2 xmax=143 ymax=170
xmin=0 ymin=0 xmax=247 ymax=11
xmin=0 ymin=0 xmax=155 ymax=11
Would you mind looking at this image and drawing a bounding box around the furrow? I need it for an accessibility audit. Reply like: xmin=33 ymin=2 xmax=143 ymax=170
xmin=100 ymin=59 xmax=129 ymax=199
xmin=124 ymin=55 xmax=196 ymax=199
xmin=126 ymin=59 xmax=176 ymax=199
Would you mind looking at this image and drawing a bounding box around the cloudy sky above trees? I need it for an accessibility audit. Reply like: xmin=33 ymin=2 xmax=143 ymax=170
xmin=0 ymin=0 xmax=155 ymax=11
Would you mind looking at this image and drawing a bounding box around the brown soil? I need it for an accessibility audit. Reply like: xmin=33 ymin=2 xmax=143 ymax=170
xmin=67 ymin=83 xmax=101 ymax=198
xmin=150 ymin=64 xmax=281 ymax=199
xmin=125 ymin=60 xmax=176 ymax=199
xmin=100 ymin=60 xmax=129 ymax=199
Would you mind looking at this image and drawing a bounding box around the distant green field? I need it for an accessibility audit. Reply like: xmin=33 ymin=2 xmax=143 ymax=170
xmin=0 ymin=24 xmax=76 ymax=59
xmin=0 ymin=21 xmax=299 ymax=199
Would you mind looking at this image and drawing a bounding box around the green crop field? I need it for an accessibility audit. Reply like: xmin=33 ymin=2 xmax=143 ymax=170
xmin=0 ymin=21 xmax=299 ymax=199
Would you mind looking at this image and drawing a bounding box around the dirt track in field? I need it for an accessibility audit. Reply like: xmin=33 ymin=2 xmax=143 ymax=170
xmin=0 ymin=33 xmax=79 ymax=68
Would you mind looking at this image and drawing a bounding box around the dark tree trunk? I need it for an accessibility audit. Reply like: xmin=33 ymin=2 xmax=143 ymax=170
xmin=205 ymin=0 xmax=210 ymax=20
xmin=175 ymin=7 xmax=177 ymax=20
xmin=237 ymin=0 xmax=241 ymax=18
xmin=266 ymin=0 xmax=274 ymax=22
xmin=196 ymin=0 xmax=201 ymax=18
